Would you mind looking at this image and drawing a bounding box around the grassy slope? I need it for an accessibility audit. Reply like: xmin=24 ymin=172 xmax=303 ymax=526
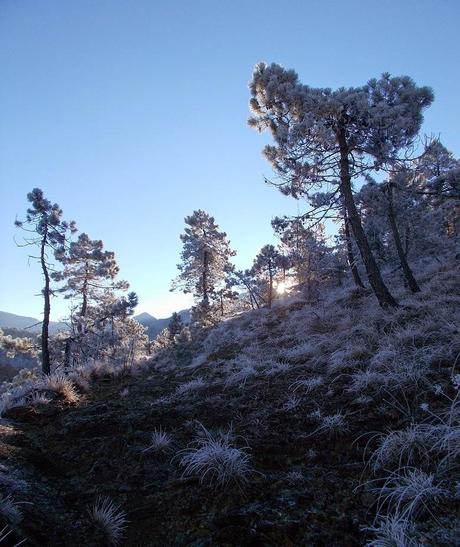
xmin=1 ymin=260 xmax=459 ymax=546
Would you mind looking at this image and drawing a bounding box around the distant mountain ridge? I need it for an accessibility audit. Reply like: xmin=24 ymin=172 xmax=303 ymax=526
xmin=0 ymin=311 xmax=67 ymax=334
xmin=0 ymin=309 xmax=190 ymax=341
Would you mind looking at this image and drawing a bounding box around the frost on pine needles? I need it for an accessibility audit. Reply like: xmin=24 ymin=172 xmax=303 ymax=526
xmin=88 ymin=496 xmax=127 ymax=547
xmin=178 ymin=424 xmax=253 ymax=488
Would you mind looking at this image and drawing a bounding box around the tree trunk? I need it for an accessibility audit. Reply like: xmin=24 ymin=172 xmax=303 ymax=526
xmin=337 ymin=128 xmax=398 ymax=308
xmin=404 ymin=225 xmax=410 ymax=257
xmin=267 ymin=261 xmax=273 ymax=308
xmin=343 ymin=210 xmax=365 ymax=288
xmin=202 ymin=249 xmax=209 ymax=305
xmin=40 ymin=229 xmax=51 ymax=374
xmin=64 ymin=337 xmax=73 ymax=369
xmin=78 ymin=263 xmax=89 ymax=333
xmin=386 ymin=183 xmax=421 ymax=293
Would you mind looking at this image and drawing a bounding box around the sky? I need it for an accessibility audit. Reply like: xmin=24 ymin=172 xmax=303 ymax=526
xmin=0 ymin=0 xmax=459 ymax=321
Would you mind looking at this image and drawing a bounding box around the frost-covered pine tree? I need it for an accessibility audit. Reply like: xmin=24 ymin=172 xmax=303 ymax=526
xmin=53 ymin=233 xmax=123 ymax=332
xmin=52 ymin=233 xmax=133 ymax=367
xmin=172 ymin=210 xmax=235 ymax=321
xmin=72 ymin=289 xmax=145 ymax=368
xmin=168 ymin=312 xmax=184 ymax=341
xmin=272 ymin=217 xmax=333 ymax=298
xmin=249 ymin=64 xmax=433 ymax=307
xmin=0 ymin=328 xmax=36 ymax=358
xmin=358 ymin=176 xmax=421 ymax=292
xmin=414 ymin=140 xmax=460 ymax=238
xmin=15 ymin=188 xmax=76 ymax=374
xmin=251 ymin=244 xmax=281 ymax=308
xmin=225 ymin=266 xmax=264 ymax=310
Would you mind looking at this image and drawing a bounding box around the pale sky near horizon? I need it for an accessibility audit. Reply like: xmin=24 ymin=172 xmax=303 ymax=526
xmin=1 ymin=0 xmax=459 ymax=321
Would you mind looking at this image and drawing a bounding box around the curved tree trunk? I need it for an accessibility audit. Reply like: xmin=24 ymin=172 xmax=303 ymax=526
xmin=337 ymin=129 xmax=398 ymax=308
xmin=386 ymin=183 xmax=420 ymax=293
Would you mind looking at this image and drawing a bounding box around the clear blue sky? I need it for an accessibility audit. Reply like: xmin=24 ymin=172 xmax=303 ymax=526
xmin=1 ymin=0 xmax=459 ymax=320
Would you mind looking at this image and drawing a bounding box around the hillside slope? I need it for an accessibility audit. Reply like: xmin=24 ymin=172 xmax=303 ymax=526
xmin=0 ymin=311 xmax=66 ymax=335
xmin=0 ymin=260 xmax=458 ymax=546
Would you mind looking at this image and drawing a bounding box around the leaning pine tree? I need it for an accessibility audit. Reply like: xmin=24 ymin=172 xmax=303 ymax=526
xmin=15 ymin=188 xmax=76 ymax=374
xmin=248 ymin=64 xmax=433 ymax=308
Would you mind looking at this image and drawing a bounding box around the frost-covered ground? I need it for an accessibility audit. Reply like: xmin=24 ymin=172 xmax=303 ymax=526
xmin=0 ymin=258 xmax=458 ymax=545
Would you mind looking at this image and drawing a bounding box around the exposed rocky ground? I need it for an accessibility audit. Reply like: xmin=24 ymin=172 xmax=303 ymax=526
xmin=0 ymin=260 xmax=459 ymax=546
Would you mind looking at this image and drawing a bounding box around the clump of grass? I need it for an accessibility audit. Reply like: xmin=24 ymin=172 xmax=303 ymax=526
xmin=0 ymin=495 xmax=22 ymax=525
xmin=0 ymin=394 xmax=26 ymax=417
xmin=367 ymin=425 xmax=437 ymax=471
xmin=0 ymin=466 xmax=29 ymax=494
xmin=142 ymin=427 xmax=173 ymax=454
xmin=309 ymin=412 xmax=349 ymax=438
xmin=28 ymin=392 xmax=51 ymax=405
xmin=347 ymin=370 xmax=389 ymax=394
xmin=178 ymin=424 xmax=253 ymax=488
xmin=363 ymin=512 xmax=418 ymax=547
xmin=290 ymin=376 xmax=323 ymax=393
xmin=285 ymin=470 xmax=305 ymax=484
xmin=0 ymin=525 xmax=26 ymax=546
xmin=0 ymin=380 xmax=39 ymax=416
xmin=225 ymin=366 xmax=256 ymax=388
xmin=41 ymin=373 xmax=80 ymax=403
xmin=88 ymin=496 xmax=127 ymax=547
xmin=264 ymin=360 xmax=290 ymax=376
xmin=283 ymin=395 xmax=302 ymax=412
xmin=175 ymin=378 xmax=205 ymax=396
xmin=375 ymin=468 xmax=446 ymax=518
